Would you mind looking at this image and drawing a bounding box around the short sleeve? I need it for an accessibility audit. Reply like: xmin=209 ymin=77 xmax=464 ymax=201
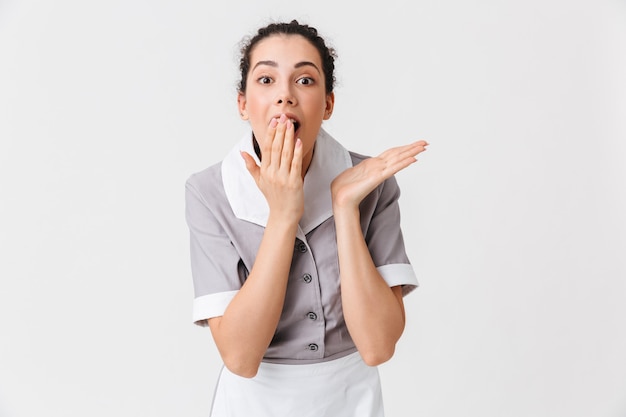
xmin=361 ymin=175 xmax=418 ymax=296
xmin=185 ymin=175 xmax=245 ymax=326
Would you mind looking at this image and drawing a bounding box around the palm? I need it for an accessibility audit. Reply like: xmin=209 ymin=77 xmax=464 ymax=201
xmin=331 ymin=141 xmax=428 ymax=209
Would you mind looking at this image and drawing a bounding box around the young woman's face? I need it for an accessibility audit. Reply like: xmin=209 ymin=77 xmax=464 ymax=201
xmin=238 ymin=34 xmax=334 ymax=171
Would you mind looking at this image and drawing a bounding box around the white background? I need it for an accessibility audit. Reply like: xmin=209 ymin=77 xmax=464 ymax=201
xmin=1 ymin=0 xmax=625 ymax=416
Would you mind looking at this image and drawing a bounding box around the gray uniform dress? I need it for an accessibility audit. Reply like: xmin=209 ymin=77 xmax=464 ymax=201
xmin=185 ymin=127 xmax=419 ymax=415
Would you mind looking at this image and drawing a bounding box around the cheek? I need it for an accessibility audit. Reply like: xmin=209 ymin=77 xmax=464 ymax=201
xmin=297 ymin=96 xmax=320 ymax=116
xmin=243 ymin=86 xmax=270 ymax=107
xmin=246 ymin=101 xmax=269 ymax=128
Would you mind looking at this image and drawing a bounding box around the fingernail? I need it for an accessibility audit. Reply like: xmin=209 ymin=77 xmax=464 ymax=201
xmin=279 ymin=114 xmax=287 ymax=123
xmin=269 ymin=118 xmax=278 ymax=127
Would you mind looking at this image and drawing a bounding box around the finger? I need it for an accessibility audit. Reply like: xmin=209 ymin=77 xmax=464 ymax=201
xmin=271 ymin=114 xmax=288 ymax=169
xmin=396 ymin=141 xmax=428 ymax=155
xmin=289 ymin=138 xmax=303 ymax=180
xmin=374 ymin=144 xmax=424 ymax=178
xmin=380 ymin=141 xmax=427 ymax=163
xmin=385 ymin=156 xmax=417 ymax=176
xmin=240 ymin=151 xmax=260 ymax=183
xmin=410 ymin=140 xmax=429 ymax=156
xmin=262 ymin=118 xmax=279 ymax=167
xmin=280 ymin=118 xmax=295 ymax=173
xmin=396 ymin=142 xmax=427 ymax=161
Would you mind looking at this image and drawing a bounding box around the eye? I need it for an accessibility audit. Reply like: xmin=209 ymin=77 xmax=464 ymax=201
xmin=296 ymin=77 xmax=315 ymax=86
xmin=257 ymin=76 xmax=273 ymax=85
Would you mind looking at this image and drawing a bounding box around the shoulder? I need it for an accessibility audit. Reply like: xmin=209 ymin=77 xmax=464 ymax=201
xmin=185 ymin=161 xmax=225 ymax=204
xmin=348 ymin=150 xmax=370 ymax=166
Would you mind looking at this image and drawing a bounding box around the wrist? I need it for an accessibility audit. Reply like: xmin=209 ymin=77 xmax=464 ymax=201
xmin=266 ymin=211 xmax=301 ymax=231
xmin=332 ymin=203 xmax=360 ymax=220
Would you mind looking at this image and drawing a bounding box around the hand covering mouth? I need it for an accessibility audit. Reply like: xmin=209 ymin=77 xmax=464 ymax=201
xmin=270 ymin=115 xmax=300 ymax=134
xmin=285 ymin=117 xmax=300 ymax=134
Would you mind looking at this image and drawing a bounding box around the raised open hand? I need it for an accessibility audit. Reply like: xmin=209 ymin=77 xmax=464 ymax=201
xmin=331 ymin=140 xmax=428 ymax=210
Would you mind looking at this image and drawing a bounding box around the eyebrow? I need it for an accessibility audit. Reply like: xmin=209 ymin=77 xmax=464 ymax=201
xmin=252 ymin=60 xmax=321 ymax=73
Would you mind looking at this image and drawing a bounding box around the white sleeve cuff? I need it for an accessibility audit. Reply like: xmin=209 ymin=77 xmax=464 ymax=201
xmin=192 ymin=290 xmax=238 ymax=326
xmin=377 ymin=263 xmax=419 ymax=296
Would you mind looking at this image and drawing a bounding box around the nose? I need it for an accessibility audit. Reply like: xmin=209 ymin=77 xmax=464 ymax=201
xmin=275 ymin=84 xmax=296 ymax=106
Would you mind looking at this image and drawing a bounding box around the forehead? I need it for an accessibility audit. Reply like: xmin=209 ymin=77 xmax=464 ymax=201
xmin=250 ymin=34 xmax=322 ymax=67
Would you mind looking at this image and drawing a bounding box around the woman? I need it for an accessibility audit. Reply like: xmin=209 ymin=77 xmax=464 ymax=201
xmin=185 ymin=19 xmax=428 ymax=416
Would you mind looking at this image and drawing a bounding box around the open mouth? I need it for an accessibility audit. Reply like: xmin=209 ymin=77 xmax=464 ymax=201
xmin=271 ymin=115 xmax=301 ymax=135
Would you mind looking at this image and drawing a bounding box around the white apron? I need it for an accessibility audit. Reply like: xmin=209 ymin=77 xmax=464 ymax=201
xmin=209 ymin=351 xmax=384 ymax=417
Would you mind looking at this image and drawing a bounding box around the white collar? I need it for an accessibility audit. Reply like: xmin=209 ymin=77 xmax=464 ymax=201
xmin=221 ymin=127 xmax=352 ymax=235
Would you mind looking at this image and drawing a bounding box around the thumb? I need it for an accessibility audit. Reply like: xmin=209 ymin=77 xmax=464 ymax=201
xmin=240 ymin=151 xmax=260 ymax=183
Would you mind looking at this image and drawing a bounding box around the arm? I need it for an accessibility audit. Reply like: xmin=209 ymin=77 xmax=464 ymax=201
xmin=331 ymin=140 xmax=428 ymax=366
xmin=209 ymin=117 xmax=304 ymax=378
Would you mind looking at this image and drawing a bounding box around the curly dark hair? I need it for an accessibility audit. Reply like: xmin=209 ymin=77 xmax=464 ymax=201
xmin=237 ymin=20 xmax=337 ymax=95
